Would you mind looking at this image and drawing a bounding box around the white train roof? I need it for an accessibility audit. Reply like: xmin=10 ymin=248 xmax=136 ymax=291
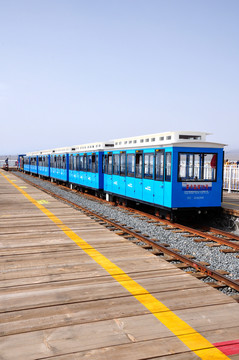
xmin=26 ymin=131 xmax=225 ymax=156
xmin=112 ymin=131 xmax=226 ymax=149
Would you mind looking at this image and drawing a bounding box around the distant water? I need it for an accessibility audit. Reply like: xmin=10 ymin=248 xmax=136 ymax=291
xmin=225 ymin=150 xmax=239 ymax=161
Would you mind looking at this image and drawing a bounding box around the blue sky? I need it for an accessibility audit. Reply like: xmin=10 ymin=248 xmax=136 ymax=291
xmin=0 ymin=0 xmax=238 ymax=153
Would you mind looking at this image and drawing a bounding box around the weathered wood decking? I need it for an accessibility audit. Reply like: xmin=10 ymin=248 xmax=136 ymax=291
xmin=0 ymin=170 xmax=239 ymax=360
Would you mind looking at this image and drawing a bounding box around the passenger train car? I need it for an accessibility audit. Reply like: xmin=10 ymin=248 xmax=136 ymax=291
xmin=18 ymin=131 xmax=225 ymax=220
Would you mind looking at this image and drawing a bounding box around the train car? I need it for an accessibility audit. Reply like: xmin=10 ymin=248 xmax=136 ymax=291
xmin=38 ymin=154 xmax=50 ymax=177
xmin=23 ymin=155 xmax=30 ymax=172
xmin=19 ymin=131 xmax=225 ymax=220
xmin=103 ymin=131 xmax=225 ymax=220
xmin=29 ymin=155 xmax=38 ymax=174
xmin=67 ymin=142 xmax=111 ymax=191
xmin=50 ymin=152 xmax=69 ymax=182
xmin=17 ymin=154 xmax=26 ymax=171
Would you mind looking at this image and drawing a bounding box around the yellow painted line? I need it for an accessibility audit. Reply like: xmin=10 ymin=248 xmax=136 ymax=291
xmin=37 ymin=200 xmax=49 ymax=204
xmin=223 ymin=202 xmax=239 ymax=208
xmin=19 ymin=186 xmax=28 ymax=189
xmin=1 ymin=172 xmax=230 ymax=360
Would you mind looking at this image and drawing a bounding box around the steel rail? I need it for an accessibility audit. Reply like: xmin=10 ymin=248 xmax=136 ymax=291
xmin=116 ymin=205 xmax=239 ymax=250
xmin=14 ymin=173 xmax=239 ymax=292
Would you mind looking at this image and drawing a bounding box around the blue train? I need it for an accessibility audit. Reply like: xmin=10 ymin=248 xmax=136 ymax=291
xmin=18 ymin=131 xmax=225 ymax=220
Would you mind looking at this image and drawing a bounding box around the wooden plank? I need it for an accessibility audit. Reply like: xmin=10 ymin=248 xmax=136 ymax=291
xmin=0 ymin=287 xmax=234 ymax=337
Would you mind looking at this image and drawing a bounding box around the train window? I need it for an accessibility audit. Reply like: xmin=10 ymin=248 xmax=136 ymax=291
xmin=95 ymin=155 xmax=98 ymax=173
xmin=69 ymin=155 xmax=73 ymax=170
xmin=83 ymin=155 xmax=87 ymax=171
xmin=166 ymin=136 xmax=171 ymax=140
xmin=144 ymin=153 xmax=154 ymax=179
xmin=178 ymin=153 xmax=217 ymax=181
xmin=107 ymin=154 xmax=112 ymax=174
xmin=159 ymin=137 xmax=164 ymax=141
xmin=87 ymin=155 xmax=92 ymax=172
xmin=103 ymin=154 xmax=107 ymax=173
xmin=80 ymin=156 xmax=84 ymax=171
xmin=204 ymin=154 xmax=217 ymax=180
xmin=73 ymin=155 xmax=77 ymax=170
xmin=145 ymin=139 xmax=149 ymax=143
xmin=140 ymin=139 xmax=144 ymax=143
xmin=39 ymin=157 xmax=42 ymax=166
xmin=179 ymin=135 xmax=201 ymax=140
xmin=133 ymin=140 xmax=137 ymax=144
xmin=120 ymin=152 xmax=126 ymax=176
xmin=54 ymin=155 xmax=57 ymax=168
xmin=103 ymin=154 xmax=112 ymax=174
xmin=165 ymin=153 xmax=172 ymax=181
xmin=155 ymin=150 xmax=164 ymax=181
xmin=135 ymin=152 xmax=143 ymax=178
xmin=113 ymin=154 xmax=120 ymax=175
xmin=58 ymin=155 xmax=61 ymax=169
xmin=127 ymin=154 xmax=135 ymax=177
xmin=151 ymin=138 xmax=155 ymax=142
xmin=91 ymin=154 xmax=96 ymax=173
xmin=76 ymin=154 xmax=80 ymax=171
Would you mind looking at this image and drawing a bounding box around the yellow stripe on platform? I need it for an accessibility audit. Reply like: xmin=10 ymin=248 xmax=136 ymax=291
xmin=224 ymin=201 xmax=239 ymax=208
xmin=1 ymin=171 xmax=230 ymax=360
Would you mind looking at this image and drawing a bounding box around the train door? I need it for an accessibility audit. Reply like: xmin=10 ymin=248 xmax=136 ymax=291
xmin=134 ymin=151 xmax=143 ymax=201
xmin=142 ymin=152 xmax=154 ymax=203
xmin=117 ymin=152 xmax=126 ymax=196
xmin=154 ymin=150 xmax=165 ymax=206
xmin=163 ymin=151 xmax=172 ymax=208
xmin=69 ymin=154 xmax=74 ymax=183
xmin=86 ymin=154 xmax=93 ymax=187
xmin=126 ymin=153 xmax=135 ymax=198
xmin=112 ymin=153 xmax=120 ymax=195
xmin=104 ymin=153 xmax=113 ymax=192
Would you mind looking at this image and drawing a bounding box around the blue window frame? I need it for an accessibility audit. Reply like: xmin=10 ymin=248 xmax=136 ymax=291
xmin=144 ymin=153 xmax=154 ymax=179
xmin=113 ymin=154 xmax=120 ymax=175
xmin=69 ymin=154 xmax=74 ymax=170
xmin=104 ymin=153 xmax=112 ymax=174
xmin=155 ymin=150 xmax=164 ymax=181
xmin=76 ymin=154 xmax=80 ymax=171
xmin=92 ymin=154 xmax=98 ymax=173
xmin=120 ymin=152 xmax=126 ymax=176
xmin=178 ymin=152 xmax=217 ymax=182
xmin=135 ymin=151 xmax=143 ymax=178
xmin=127 ymin=154 xmax=135 ymax=177
xmin=165 ymin=152 xmax=172 ymax=181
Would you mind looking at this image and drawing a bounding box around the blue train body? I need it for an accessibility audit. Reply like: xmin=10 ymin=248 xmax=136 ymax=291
xmin=50 ymin=154 xmax=69 ymax=182
xmin=38 ymin=155 xmax=50 ymax=177
xmin=68 ymin=151 xmax=103 ymax=190
xmin=19 ymin=131 xmax=225 ymax=219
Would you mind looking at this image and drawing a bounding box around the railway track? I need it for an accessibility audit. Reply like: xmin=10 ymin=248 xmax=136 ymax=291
xmin=13 ymin=171 xmax=239 ymax=297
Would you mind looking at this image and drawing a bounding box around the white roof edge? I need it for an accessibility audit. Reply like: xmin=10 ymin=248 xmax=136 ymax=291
xmin=25 ymin=131 xmax=224 ymax=155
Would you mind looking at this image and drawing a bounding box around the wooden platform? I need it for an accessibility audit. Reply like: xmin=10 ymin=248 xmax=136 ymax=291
xmin=223 ymin=191 xmax=239 ymax=217
xmin=1 ymin=170 xmax=239 ymax=360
